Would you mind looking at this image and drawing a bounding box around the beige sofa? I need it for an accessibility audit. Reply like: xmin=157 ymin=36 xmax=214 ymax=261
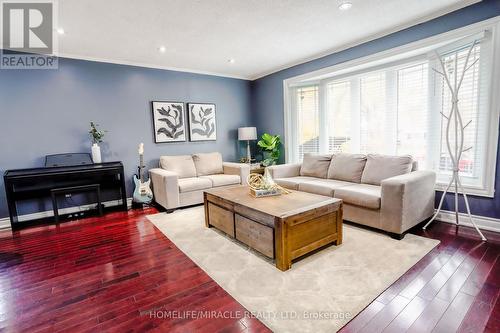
xmin=149 ymin=152 xmax=250 ymax=212
xmin=267 ymin=153 xmax=436 ymax=239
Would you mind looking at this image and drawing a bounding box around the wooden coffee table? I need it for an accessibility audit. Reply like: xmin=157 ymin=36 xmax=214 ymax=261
xmin=203 ymin=186 xmax=343 ymax=271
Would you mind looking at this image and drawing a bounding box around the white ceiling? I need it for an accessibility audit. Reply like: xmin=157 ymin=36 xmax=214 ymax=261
xmin=57 ymin=0 xmax=480 ymax=80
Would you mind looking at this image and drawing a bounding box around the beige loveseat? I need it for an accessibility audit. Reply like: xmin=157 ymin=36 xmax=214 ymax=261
xmin=149 ymin=152 xmax=249 ymax=212
xmin=267 ymin=153 xmax=436 ymax=239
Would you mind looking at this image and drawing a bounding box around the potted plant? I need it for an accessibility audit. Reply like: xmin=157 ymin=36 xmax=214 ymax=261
xmin=89 ymin=122 xmax=106 ymax=163
xmin=257 ymin=133 xmax=281 ymax=166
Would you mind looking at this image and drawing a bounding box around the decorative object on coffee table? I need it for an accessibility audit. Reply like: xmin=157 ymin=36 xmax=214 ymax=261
xmin=89 ymin=121 xmax=105 ymax=163
xmin=188 ymin=103 xmax=217 ymax=141
xmin=238 ymin=127 xmax=257 ymax=163
xmin=257 ymin=133 xmax=281 ymax=166
xmin=204 ymin=186 xmax=342 ymax=271
xmin=151 ymin=101 xmax=186 ymax=143
xmin=247 ymin=171 xmax=290 ymax=197
xmin=423 ymin=40 xmax=487 ymax=241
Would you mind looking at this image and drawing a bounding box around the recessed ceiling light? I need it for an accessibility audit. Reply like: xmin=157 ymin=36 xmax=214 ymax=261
xmin=228 ymin=58 xmax=235 ymax=64
xmin=56 ymin=28 xmax=65 ymax=35
xmin=338 ymin=1 xmax=352 ymax=11
xmin=158 ymin=46 xmax=166 ymax=53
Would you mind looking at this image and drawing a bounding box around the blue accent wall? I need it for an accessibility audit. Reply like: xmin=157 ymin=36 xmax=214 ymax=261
xmin=252 ymin=0 xmax=500 ymax=219
xmin=0 ymin=58 xmax=252 ymax=218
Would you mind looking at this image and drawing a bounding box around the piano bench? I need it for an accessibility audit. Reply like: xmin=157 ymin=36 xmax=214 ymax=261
xmin=51 ymin=184 xmax=103 ymax=223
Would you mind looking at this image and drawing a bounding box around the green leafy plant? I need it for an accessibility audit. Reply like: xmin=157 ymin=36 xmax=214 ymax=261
xmin=89 ymin=122 xmax=106 ymax=144
xmin=257 ymin=133 xmax=281 ymax=166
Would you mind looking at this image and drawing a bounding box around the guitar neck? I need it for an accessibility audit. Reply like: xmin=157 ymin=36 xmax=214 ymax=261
xmin=139 ymin=154 xmax=144 ymax=182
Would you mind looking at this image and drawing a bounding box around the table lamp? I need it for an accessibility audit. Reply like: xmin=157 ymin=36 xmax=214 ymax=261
xmin=238 ymin=127 xmax=257 ymax=163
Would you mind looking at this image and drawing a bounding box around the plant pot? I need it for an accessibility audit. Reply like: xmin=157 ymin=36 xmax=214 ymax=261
xmin=91 ymin=143 xmax=102 ymax=163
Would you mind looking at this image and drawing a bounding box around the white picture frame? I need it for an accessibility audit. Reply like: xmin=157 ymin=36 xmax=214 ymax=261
xmin=188 ymin=103 xmax=217 ymax=141
xmin=152 ymin=101 xmax=186 ymax=143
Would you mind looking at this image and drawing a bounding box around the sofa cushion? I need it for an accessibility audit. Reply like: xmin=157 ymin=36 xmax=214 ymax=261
xmin=298 ymin=179 xmax=355 ymax=197
xmin=200 ymin=174 xmax=240 ymax=187
xmin=361 ymin=154 xmax=413 ymax=185
xmin=334 ymin=184 xmax=381 ymax=209
xmin=300 ymin=153 xmax=332 ymax=179
xmin=274 ymin=176 xmax=319 ymax=190
xmin=160 ymin=155 xmax=197 ymax=179
xmin=327 ymin=153 xmax=367 ymax=183
xmin=192 ymin=152 xmax=224 ymax=176
xmin=178 ymin=177 xmax=212 ymax=193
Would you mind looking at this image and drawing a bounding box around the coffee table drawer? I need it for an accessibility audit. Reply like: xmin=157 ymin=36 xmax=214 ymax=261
xmin=235 ymin=214 xmax=274 ymax=258
xmin=208 ymin=203 xmax=235 ymax=237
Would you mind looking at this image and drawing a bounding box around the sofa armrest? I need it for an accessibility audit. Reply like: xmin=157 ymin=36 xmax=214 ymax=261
xmin=223 ymin=162 xmax=250 ymax=184
xmin=266 ymin=163 xmax=302 ymax=179
xmin=381 ymin=170 xmax=436 ymax=234
xmin=149 ymin=168 xmax=180 ymax=209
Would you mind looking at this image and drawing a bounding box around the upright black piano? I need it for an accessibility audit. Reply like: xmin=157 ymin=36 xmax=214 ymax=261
xmin=4 ymin=160 xmax=127 ymax=229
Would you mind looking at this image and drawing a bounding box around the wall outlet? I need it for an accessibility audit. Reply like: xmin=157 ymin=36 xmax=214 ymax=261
xmin=65 ymin=194 xmax=72 ymax=198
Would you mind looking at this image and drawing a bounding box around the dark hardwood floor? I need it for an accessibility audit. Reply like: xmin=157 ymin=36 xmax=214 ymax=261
xmin=341 ymin=220 xmax=500 ymax=333
xmin=0 ymin=207 xmax=497 ymax=332
xmin=0 ymin=208 xmax=268 ymax=333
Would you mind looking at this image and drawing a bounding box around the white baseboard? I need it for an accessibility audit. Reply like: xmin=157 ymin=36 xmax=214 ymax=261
xmin=435 ymin=209 xmax=500 ymax=233
xmin=0 ymin=219 xmax=10 ymax=230
xmin=0 ymin=198 xmax=133 ymax=230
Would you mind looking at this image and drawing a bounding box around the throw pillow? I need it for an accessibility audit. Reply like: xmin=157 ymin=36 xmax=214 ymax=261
xmin=327 ymin=153 xmax=367 ymax=183
xmin=159 ymin=155 xmax=197 ymax=179
xmin=361 ymin=154 xmax=413 ymax=185
xmin=300 ymin=153 xmax=333 ymax=179
xmin=192 ymin=152 xmax=224 ymax=176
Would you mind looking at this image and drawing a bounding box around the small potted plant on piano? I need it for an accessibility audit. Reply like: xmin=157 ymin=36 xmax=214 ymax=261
xmin=89 ymin=122 xmax=106 ymax=163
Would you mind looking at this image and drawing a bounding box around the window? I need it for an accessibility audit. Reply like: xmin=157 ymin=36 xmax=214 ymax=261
xmin=396 ymin=63 xmax=429 ymax=166
xmin=294 ymin=86 xmax=320 ymax=160
xmin=322 ymin=62 xmax=429 ymax=158
xmin=326 ymin=81 xmax=353 ymax=154
xmin=285 ymin=20 xmax=500 ymax=197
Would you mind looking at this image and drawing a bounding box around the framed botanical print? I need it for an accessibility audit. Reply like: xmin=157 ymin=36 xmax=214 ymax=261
xmin=188 ymin=103 xmax=217 ymax=141
xmin=151 ymin=101 xmax=186 ymax=143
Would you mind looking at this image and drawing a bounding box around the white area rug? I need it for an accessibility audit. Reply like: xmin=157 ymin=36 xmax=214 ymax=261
xmin=147 ymin=206 xmax=439 ymax=332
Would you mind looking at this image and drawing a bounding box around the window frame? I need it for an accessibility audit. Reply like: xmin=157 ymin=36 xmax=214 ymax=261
xmin=283 ymin=17 xmax=500 ymax=197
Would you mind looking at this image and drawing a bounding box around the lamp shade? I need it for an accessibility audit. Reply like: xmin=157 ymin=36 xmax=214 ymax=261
xmin=238 ymin=127 xmax=257 ymax=141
